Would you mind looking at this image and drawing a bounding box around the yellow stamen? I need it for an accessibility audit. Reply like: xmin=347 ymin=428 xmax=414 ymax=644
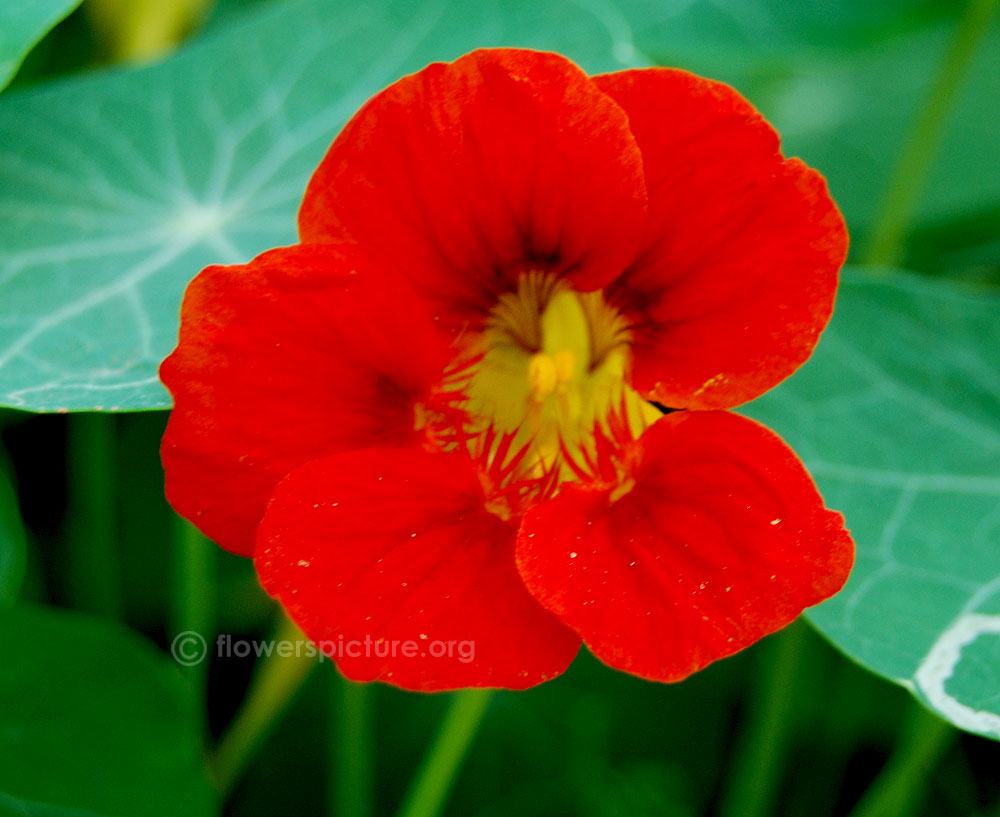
xmin=527 ymin=353 xmax=558 ymax=403
xmin=458 ymin=271 xmax=659 ymax=515
xmin=553 ymin=349 xmax=575 ymax=389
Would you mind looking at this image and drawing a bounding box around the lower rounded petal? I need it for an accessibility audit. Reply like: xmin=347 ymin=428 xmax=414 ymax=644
xmin=255 ymin=448 xmax=581 ymax=691
xmin=160 ymin=244 xmax=451 ymax=556
xmin=516 ymin=411 xmax=853 ymax=683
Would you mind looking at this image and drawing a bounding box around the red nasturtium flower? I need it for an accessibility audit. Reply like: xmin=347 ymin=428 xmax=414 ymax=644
xmin=161 ymin=48 xmax=854 ymax=691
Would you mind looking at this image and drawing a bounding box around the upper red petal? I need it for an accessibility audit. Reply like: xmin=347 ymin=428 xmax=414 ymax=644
xmin=516 ymin=411 xmax=853 ymax=683
xmin=593 ymin=68 xmax=848 ymax=409
xmin=300 ymin=48 xmax=648 ymax=330
xmin=255 ymin=448 xmax=581 ymax=691
xmin=159 ymin=244 xmax=451 ymax=556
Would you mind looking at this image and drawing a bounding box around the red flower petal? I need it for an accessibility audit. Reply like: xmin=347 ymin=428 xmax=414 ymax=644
xmin=160 ymin=244 xmax=451 ymax=556
xmin=516 ymin=411 xmax=853 ymax=683
xmin=255 ymin=449 xmax=581 ymax=691
xmin=592 ymin=69 xmax=848 ymax=410
xmin=300 ymin=48 xmax=647 ymax=329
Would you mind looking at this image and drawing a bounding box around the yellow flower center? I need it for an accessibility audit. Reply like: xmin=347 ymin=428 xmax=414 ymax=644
xmin=447 ymin=272 xmax=659 ymax=515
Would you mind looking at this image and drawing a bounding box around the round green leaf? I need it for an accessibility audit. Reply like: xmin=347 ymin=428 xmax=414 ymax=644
xmin=0 ymin=605 xmax=215 ymax=817
xmin=746 ymin=267 xmax=1000 ymax=740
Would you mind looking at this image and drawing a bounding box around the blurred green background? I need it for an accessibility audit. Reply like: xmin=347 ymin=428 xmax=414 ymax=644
xmin=1 ymin=1 xmax=999 ymax=816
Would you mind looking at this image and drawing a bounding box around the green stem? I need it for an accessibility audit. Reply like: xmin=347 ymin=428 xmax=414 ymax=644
xmin=170 ymin=516 xmax=215 ymax=699
xmin=846 ymin=704 xmax=953 ymax=817
xmin=863 ymin=0 xmax=1000 ymax=267
xmin=0 ymin=466 xmax=27 ymax=607
xmin=332 ymin=677 xmax=374 ymax=817
xmin=213 ymin=614 xmax=317 ymax=797
xmin=717 ymin=622 xmax=809 ymax=817
xmin=66 ymin=413 xmax=123 ymax=619
xmin=396 ymin=690 xmax=494 ymax=817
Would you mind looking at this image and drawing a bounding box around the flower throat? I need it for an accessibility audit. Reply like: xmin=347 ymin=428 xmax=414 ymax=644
xmin=424 ymin=272 xmax=660 ymax=519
